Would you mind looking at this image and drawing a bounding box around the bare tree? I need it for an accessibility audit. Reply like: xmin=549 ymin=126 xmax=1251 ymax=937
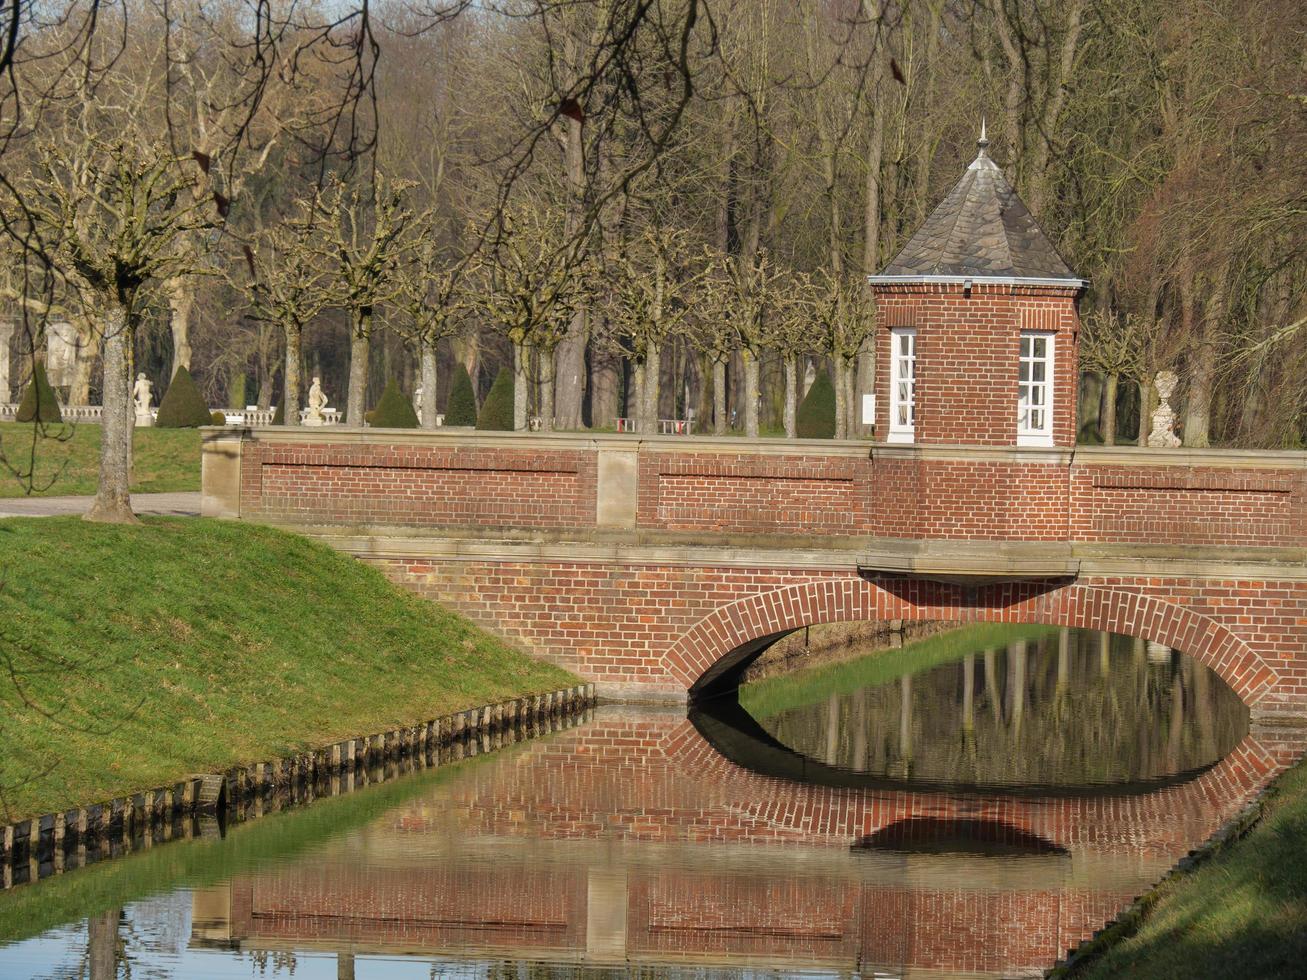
xmin=316 ymin=176 xmax=414 ymax=424
xmin=10 ymin=137 xmax=214 ymax=522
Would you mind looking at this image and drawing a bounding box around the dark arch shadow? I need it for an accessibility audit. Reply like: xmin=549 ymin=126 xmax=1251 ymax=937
xmin=852 ymin=817 xmax=1068 ymax=857
xmin=688 ymin=693 xmax=1226 ymax=800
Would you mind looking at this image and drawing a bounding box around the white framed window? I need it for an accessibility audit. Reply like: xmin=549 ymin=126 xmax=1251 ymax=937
xmin=1017 ymin=331 xmax=1055 ymax=446
xmin=888 ymin=327 xmax=916 ymax=443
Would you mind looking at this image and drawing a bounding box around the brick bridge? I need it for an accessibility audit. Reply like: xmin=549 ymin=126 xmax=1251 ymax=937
xmin=189 ymin=710 xmax=1296 ymax=976
xmin=201 ymin=428 xmax=1307 ymax=718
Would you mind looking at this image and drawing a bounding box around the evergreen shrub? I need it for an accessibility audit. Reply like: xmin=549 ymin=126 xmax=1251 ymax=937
xmin=15 ymin=362 xmax=62 ymax=424
xmin=796 ymin=369 xmax=836 ymax=438
xmin=476 ymin=368 xmax=515 ymax=431
xmin=444 ymin=363 xmax=477 ymax=426
xmin=155 ymin=367 xmax=212 ymax=428
xmin=368 ymin=378 xmax=419 ymax=428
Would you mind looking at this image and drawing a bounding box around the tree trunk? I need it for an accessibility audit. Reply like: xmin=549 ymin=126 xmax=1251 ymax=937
xmin=1180 ymin=273 xmax=1214 ymax=447
xmin=713 ymin=359 xmax=727 ymax=435
xmin=834 ymin=360 xmax=848 ymax=440
xmin=1100 ymin=373 xmax=1118 ymax=445
xmin=167 ymin=277 xmax=194 ymax=379
xmin=1137 ymin=378 xmax=1153 ymax=446
xmin=742 ymin=347 xmax=760 ymax=438
xmin=589 ymin=343 xmax=620 ymax=430
xmin=420 ymin=337 xmax=438 ymax=429
xmin=512 ymin=340 xmax=528 ymax=431
xmin=555 ymin=312 xmax=586 ymax=430
xmin=642 ymin=342 xmax=661 ymax=434
xmin=85 ymin=306 xmax=137 ymax=525
xmin=783 ymin=355 xmax=797 ymax=438
xmin=283 ymin=324 xmax=302 ymax=426
xmin=69 ymin=318 xmax=102 ymax=406
xmin=539 ymin=345 xmax=555 ymax=432
xmin=346 ymin=311 xmax=371 ymax=425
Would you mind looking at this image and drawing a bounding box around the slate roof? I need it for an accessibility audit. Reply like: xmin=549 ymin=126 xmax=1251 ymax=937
xmin=873 ymin=139 xmax=1081 ymax=283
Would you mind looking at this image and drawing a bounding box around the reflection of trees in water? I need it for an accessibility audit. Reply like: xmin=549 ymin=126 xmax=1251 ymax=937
xmin=757 ymin=629 xmax=1249 ymax=787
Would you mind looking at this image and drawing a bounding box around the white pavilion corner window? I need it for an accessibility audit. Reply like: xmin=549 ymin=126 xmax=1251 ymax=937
xmin=1017 ymin=331 xmax=1055 ymax=446
xmin=888 ymin=327 xmax=916 ymax=444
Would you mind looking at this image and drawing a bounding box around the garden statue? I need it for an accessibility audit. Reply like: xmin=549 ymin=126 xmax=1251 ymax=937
xmin=1146 ymin=370 xmax=1182 ymax=448
xmin=132 ymin=373 xmax=153 ymax=427
xmin=305 ymin=376 xmax=328 ymax=425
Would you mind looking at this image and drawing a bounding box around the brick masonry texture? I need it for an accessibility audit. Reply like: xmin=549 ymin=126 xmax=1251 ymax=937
xmin=384 ymin=561 xmax=1307 ymax=711
xmin=874 ymin=283 xmax=1081 ymax=448
xmin=212 ymin=711 xmax=1290 ymax=975
xmin=223 ymin=430 xmax=1307 ymax=709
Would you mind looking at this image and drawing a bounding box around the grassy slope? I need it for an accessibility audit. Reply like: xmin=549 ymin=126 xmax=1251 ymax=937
xmin=0 ymin=517 xmax=574 ymax=821
xmin=739 ymin=622 xmax=1059 ymax=719
xmin=1075 ymin=756 xmax=1307 ymax=978
xmin=0 ymin=422 xmax=200 ymax=497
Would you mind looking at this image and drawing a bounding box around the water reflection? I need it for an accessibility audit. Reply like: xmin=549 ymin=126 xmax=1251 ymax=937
xmin=728 ymin=626 xmax=1249 ymax=791
xmin=0 ymin=626 xmax=1290 ymax=979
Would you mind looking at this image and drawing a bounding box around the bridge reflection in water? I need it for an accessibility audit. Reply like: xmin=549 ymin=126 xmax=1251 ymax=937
xmin=182 ymin=628 xmax=1286 ymax=979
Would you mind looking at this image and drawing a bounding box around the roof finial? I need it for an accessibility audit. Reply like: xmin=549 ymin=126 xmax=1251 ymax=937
xmin=978 ymin=117 xmax=989 ymax=154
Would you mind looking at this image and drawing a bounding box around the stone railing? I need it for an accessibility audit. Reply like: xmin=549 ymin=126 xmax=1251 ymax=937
xmin=614 ymin=417 xmax=694 ymax=435
xmin=0 ymin=403 xmax=104 ymax=423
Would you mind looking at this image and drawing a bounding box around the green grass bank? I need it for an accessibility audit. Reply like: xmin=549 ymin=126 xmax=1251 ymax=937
xmin=0 ymin=517 xmax=574 ymax=821
xmin=1070 ymin=754 xmax=1307 ymax=978
xmin=0 ymin=422 xmax=200 ymax=497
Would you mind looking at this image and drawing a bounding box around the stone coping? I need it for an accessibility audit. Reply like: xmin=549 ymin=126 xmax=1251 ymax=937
xmin=302 ymin=525 xmax=1307 ymax=581
xmin=200 ymin=426 xmax=1307 ymax=469
xmin=0 ymin=684 xmax=595 ymax=889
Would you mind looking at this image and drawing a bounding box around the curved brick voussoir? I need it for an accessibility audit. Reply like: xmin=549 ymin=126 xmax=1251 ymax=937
xmin=662 ymin=578 xmax=1280 ymax=707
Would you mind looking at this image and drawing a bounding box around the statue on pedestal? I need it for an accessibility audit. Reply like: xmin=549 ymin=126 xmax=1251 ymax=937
xmin=132 ymin=373 xmax=153 ymax=427
xmin=1146 ymin=370 xmax=1181 ymax=448
xmin=305 ymin=376 xmax=328 ymax=426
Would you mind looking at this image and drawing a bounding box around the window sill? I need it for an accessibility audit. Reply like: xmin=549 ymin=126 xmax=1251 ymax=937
xmin=1017 ymin=433 xmax=1054 ymax=448
xmin=887 ymin=430 xmax=916 ymax=445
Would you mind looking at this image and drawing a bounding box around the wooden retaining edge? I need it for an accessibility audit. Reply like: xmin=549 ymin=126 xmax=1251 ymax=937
xmin=1046 ymin=791 xmax=1270 ymax=977
xmin=0 ymin=683 xmax=595 ymax=887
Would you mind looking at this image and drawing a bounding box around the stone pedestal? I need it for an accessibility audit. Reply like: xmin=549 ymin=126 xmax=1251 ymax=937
xmin=135 ymin=411 xmax=154 ymax=428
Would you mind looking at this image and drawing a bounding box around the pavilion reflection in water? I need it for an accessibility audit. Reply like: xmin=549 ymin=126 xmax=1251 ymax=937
xmin=189 ymin=700 xmax=1282 ymax=978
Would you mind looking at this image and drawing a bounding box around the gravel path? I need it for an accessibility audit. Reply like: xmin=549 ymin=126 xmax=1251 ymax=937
xmin=0 ymin=492 xmax=202 ymax=518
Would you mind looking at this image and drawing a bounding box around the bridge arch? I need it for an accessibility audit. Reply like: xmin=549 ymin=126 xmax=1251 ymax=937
xmin=662 ymin=576 xmax=1279 ymax=707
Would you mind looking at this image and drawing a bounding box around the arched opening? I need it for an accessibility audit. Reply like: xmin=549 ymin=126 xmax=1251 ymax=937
xmin=665 ymin=576 xmax=1277 ymax=707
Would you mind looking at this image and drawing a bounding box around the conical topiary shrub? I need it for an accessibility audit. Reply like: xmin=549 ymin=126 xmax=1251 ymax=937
xmin=368 ymin=378 xmax=419 ymax=428
xmin=15 ymin=362 xmax=62 ymax=424
xmin=476 ymin=367 xmax=515 ymax=431
xmin=155 ymin=366 xmax=213 ymax=427
xmin=444 ymin=363 xmax=477 ymax=426
xmin=271 ymin=399 xmax=285 ymax=425
xmin=796 ymin=369 xmax=836 ymax=438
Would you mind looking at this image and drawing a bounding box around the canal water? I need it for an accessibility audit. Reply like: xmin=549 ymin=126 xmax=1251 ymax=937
xmin=0 ymin=625 xmax=1276 ymax=978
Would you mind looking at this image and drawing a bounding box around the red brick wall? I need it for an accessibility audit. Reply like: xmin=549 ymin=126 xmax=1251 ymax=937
xmin=874 ymin=282 xmax=1080 ymax=448
xmin=1071 ymin=464 xmax=1304 ymax=546
xmin=240 ymin=440 xmax=597 ymax=529
xmin=383 ymin=559 xmax=1307 ymax=711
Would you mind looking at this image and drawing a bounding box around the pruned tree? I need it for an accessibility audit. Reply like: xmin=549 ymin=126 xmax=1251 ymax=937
xmin=317 ymin=176 xmax=415 ymax=425
xmin=813 ymin=270 xmax=876 ymax=439
xmin=11 ymin=137 xmax=215 ymax=522
xmin=480 ymin=204 xmax=587 ymax=431
xmin=393 ymin=231 xmax=476 ymax=429
xmin=602 ymin=224 xmax=703 ymax=434
xmin=240 ymin=196 xmax=333 ymax=427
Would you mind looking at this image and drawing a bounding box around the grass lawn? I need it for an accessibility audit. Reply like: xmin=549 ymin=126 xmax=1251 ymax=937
xmin=1070 ymin=754 xmax=1307 ymax=978
xmin=0 ymin=422 xmax=201 ymax=497
xmin=738 ymin=622 xmax=1059 ymax=720
xmin=0 ymin=517 xmax=575 ymax=822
